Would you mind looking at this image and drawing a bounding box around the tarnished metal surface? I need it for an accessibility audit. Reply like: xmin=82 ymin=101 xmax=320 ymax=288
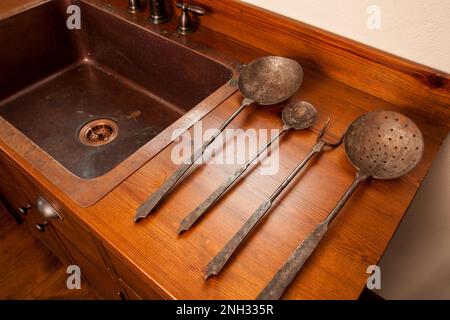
xmin=135 ymin=56 xmax=304 ymax=222
xmin=239 ymin=56 xmax=303 ymax=105
xmin=282 ymin=101 xmax=317 ymax=130
xmin=257 ymin=222 xmax=328 ymax=300
xmin=258 ymin=110 xmax=424 ymax=300
xmin=149 ymin=0 xmax=170 ymax=24
xmin=127 ymin=0 xmax=146 ymax=13
xmin=345 ymin=110 xmax=424 ymax=179
xmin=0 ymin=1 xmax=235 ymax=181
xmin=205 ymin=116 xmax=347 ymax=279
xmin=175 ymin=2 xmax=206 ymax=35
xmin=177 ymin=100 xmax=317 ymax=234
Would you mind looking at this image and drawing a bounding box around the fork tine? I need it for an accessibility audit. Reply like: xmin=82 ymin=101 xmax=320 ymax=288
xmin=317 ymin=116 xmax=332 ymax=141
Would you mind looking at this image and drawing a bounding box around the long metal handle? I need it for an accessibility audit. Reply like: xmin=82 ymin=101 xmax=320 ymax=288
xmin=257 ymin=172 xmax=368 ymax=300
xmin=267 ymin=143 xmax=322 ymax=203
xmin=324 ymin=171 xmax=368 ymax=225
xmin=205 ymin=199 xmax=272 ymax=278
xmin=257 ymin=222 xmax=328 ymax=300
xmin=205 ymin=142 xmax=324 ymax=278
xmin=178 ymin=128 xmax=289 ymax=234
xmin=135 ymin=99 xmax=252 ymax=222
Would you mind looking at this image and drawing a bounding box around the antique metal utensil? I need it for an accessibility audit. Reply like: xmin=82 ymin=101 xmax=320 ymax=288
xmin=178 ymin=101 xmax=317 ymax=234
xmin=205 ymin=116 xmax=346 ymax=279
xmin=257 ymin=110 xmax=424 ymax=300
xmin=135 ymin=56 xmax=303 ymax=222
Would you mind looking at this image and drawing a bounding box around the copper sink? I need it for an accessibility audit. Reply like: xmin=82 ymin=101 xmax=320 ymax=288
xmin=0 ymin=0 xmax=238 ymax=206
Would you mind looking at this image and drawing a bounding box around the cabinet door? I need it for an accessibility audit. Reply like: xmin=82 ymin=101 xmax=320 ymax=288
xmin=44 ymin=198 xmax=107 ymax=269
xmin=0 ymin=153 xmax=33 ymax=217
xmin=105 ymin=245 xmax=164 ymax=300
xmin=120 ymin=279 xmax=142 ymax=300
xmin=0 ymin=152 xmax=71 ymax=264
xmin=26 ymin=206 xmax=72 ymax=265
xmin=0 ymin=151 xmax=125 ymax=299
xmin=60 ymin=234 xmax=124 ymax=300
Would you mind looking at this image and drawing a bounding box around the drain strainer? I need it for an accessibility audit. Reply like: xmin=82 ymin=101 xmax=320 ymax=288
xmin=78 ymin=119 xmax=119 ymax=146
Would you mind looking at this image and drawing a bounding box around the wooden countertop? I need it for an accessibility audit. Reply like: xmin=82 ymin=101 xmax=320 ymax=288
xmin=1 ymin=0 xmax=449 ymax=299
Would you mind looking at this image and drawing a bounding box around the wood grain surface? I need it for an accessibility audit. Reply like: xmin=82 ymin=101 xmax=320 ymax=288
xmin=0 ymin=0 xmax=449 ymax=299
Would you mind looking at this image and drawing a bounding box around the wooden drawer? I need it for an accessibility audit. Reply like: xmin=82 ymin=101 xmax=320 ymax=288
xmin=26 ymin=207 xmax=72 ymax=265
xmin=105 ymin=246 xmax=163 ymax=300
xmin=44 ymin=199 xmax=106 ymax=269
xmin=0 ymin=151 xmax=71 ymax=265
xmin=0 ymin=152 xmax=34 ymax=213
xmin=60 ymin=233 xmax=123 ymax=300
xmin=0 ymin=155 xmax=107 ymax=271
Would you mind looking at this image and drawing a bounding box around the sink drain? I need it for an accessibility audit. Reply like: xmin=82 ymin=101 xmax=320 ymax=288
xmin=78 ymin=119 xmax=119 ymax=146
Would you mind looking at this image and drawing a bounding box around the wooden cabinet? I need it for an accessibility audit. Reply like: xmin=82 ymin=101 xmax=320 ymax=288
xmin=0 ymin=151 xmax=124 ymax=299
xmin=0 ymin=153 xmax=33 ymax=217
xmin=60 ymin=233 xmax=124 ymax=300
xmin=0 ymin=152 xmax=71 ymax=265
xmin=25 ymin=205 xmax=72 ymax=266
xmin=0 ymin=150 xmax=160 ymax=300
xmin=120 ymin=279 xmax=142 ymax=300
xmin=104 ymin=245 xmax=163 ymax=300
xmin=43 ymin=199 xmax=107 ymax=269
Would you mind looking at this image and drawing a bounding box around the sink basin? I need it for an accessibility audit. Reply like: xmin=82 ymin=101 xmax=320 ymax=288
xmin=0 ymin=0 xmax=237 ymax=206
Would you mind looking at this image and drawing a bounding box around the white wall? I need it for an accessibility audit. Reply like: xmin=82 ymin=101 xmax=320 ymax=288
xmin=241 ymin=0 xmax=450 ymax=299
xmin=242 ymin=0 xmax=450 ymax=73
xmin=378 ymin=135 xmax=450 ymax=299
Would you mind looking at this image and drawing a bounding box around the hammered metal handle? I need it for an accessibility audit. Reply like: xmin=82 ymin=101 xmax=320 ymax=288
xmin=257 ymin=173 xmax=367 ymax=299
xmin=135 ymin=100 xmax=252 ymax=222
xmin=135 ymin=161 xmax=193 ymax=221
xmin=178 ymin=129 xmax=288 ymax=234
xmin=178 ymin=164 xmax=248 ymax=234
xmin=205 ymin=200 xmax=272 ymax=278
xmin=257 ymin=222 xmax=328 ymax=300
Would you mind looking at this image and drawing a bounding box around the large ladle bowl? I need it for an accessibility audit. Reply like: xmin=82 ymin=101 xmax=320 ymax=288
xmin=239 ymin=56 xmax=304 ymax=106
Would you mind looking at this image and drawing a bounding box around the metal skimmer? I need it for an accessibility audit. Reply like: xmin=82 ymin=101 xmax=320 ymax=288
xmin=257 ymin=110 xmax=424 ymax=300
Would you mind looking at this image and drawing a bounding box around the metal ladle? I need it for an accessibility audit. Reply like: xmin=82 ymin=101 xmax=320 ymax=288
xmin=178 ymin=101 xmax=317 ymax=234
xmin=257 ymin=110 xmax=424 ymax=300
xmin=205 ymin=113 xmax=347 ymax=279
xmin=135 ymin=56 xmax=303 ymax=222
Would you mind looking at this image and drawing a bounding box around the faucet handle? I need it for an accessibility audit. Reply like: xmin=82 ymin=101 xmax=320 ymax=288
xmin=176 ymin=2 xmax=205 ymax=35
xmin=176 ymin=2 xmax=206 ymax=16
